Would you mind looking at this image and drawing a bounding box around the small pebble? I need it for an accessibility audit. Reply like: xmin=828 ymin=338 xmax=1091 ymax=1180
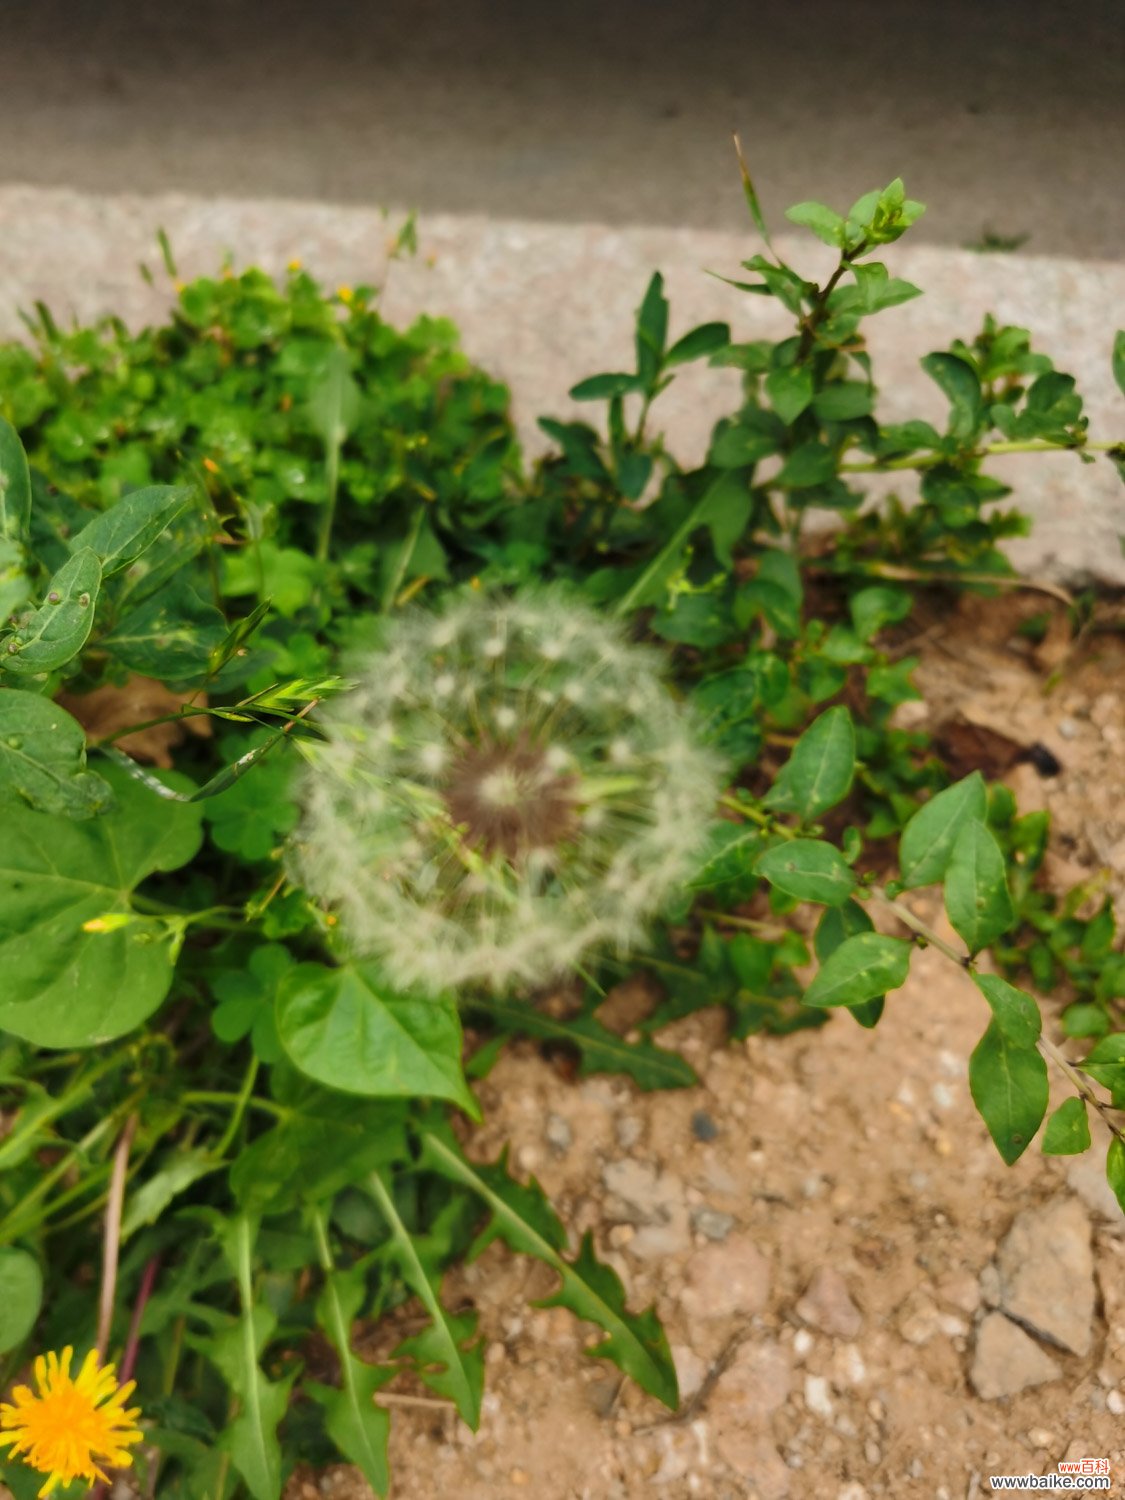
xmin=1107 ymin=1389 xmax=1125 ymax=1416
xmin=804 ymin=1374 xmax=833 ymax=1418
xmin=793 ymin=1329 xmax=814 ymax=1358
xmin=691 ymin=1109 xmax=719 ymax=1141
xmin=545 ymin=1113 xmax=572 ymax=1152
xmin=865 ymin=1439 xmax=882 ymax=1465
xmin=1058 ymin=717 xmax=1080 ymax=739
xmin=692 ymin=1207 xmax=735 ymax=1241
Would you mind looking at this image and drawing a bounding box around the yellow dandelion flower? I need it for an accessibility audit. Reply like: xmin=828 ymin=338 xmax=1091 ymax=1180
xmin=337 ymin=284 xmax=354 ymax=303
xmin=0 ymin=1347 xmax=143 ymax=1497
xmin=287 ymin=257 xmax=303 ymax=272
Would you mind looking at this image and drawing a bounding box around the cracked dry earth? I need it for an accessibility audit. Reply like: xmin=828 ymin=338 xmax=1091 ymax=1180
xmin=296 ymin=594 xmax=1125 ymax=1500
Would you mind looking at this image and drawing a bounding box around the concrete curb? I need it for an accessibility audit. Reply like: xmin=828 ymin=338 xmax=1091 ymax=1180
xmin=1 ymin=185 xmax=1122 ymax=582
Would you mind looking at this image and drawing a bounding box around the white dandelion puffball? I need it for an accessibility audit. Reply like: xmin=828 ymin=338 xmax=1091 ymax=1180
xmin=290 ymin=589 xmax=726 ymax=994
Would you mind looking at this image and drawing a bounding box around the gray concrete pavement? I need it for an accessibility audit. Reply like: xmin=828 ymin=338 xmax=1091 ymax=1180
xmin=0 ymin=0 xmax=1122 ymax=258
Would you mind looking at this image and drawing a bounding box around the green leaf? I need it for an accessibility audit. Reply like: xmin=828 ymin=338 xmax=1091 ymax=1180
xmin=467 ymin=996 xmax=695 ymax=1090
xmin=635 ymin=273 xmax=669 ymax=384
xmin=1113 ymin=331 xmax=1125 ymax=399
xmin=848 ymin=261 xmax=922 ymax=313
xmin=708 ymin=409 xmax=783 ymax=468
xmin=814 ymin=901 xmax=883 ymax=1026
xmin=277 ymin=961 xmax=478 ymax=1115
xmin=0 ymin=1247 xmax=42 ymax=1352
xmin=849 ymin=585 xmax=912 ymax=642
xmin=1107 ymin=1138 xmax=1125 ymax=1215
xmin=1078 ymin=1033 xmax=1125 ymax=1100
xmin=210 ymin=1216 xmax=295 ymax=1500
xmin=764 ymin=705 xmax=855 ymax=821
xmin=422 ymin=1133 xmax=678 ymax=1409
xmin=971 ymin=974 xmax=1041 ymax=1048
xmin=2 ymin=548 xmax=101 ymax=674
xmin=1041 ymin=1097 xmax=1092 ymax=1157
xmin=737 ymin=548 xmax=803 ymax=637
xmin=665 ymin=322 xmax=730 ymax=366
xmin=0 ymin=764 xmax=202 ymax=1047
xmin=687 ymin=821 xmax=763 ymax=894
xmin=812 ymin=382 xmax=874 ymax=421
xmin=308 ymin=346 xmax=362 ymax=448
xmin=756 ymin=839 xmax=856 ymax=906
xmin=0 ymin=417 xmax=31 ymax=544
xmin=568 ymin=372 xmax=643 ymax=401
xmin=898 ymin=772 xmax=987 ymax=889
xmin=944 ymin=819 xmax=1015 ymax=953
xmin=614 ymin=470 xmax=750 ymax=614
xmin=366 ymin=1171 xmax=483 ymax=1427
xmin=774 ymin=440 xmax=836 ymax=490
xmin=308 ymin=1210 xmax=391 ymax=1495
xmin=969 ymin=1018 xmax=1048 ymax=1164
xmin=805 ymin=932 xmax=911 ymax=1008
xmin=0 ymin=692 xmax=113 ymax=817
xmin=784 ymin=201 xmax=846 ymax=247
xmin=100 ymin=581 xmax=228 ymax=680
xmin=121 ymin=1149 xmax=220 ymax=1241
xmin=765 ymin=365 xmax=815 ymax=423
xmin=70 ymin=486 xmax=195 ymax=577
xmin=921 ymin=352 xmax=984 ymax=443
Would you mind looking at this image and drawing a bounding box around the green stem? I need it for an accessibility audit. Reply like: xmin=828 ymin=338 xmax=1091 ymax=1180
xmin=866 ymin=884 xmax=970 ymax=967
xmin=212 ymin=1059 xmax=260 ymax=1159
xmin=697 ymin=906 xmax=788 ymax=939
xmin=0 ymin=1053 xmax=125 ymax=1173
xmin=838 ymin=438 xmax=1115 ymax=475
xmin=182 ymin=1091 xmax=290 ymax=1122
xmin=315 ymin=439 xmax=341 ymax=567
xmin=719 ymin=793 xmax=796 ymax=838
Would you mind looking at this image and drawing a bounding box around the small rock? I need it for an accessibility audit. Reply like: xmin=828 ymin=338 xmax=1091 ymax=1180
xmin=682 ymin=1233 xmax=771 ymax=1320
xmin=691 ymin=1109 xmax=719 ymax=1141
xmin=712 ymin=1340 xmax=792 ymax=1420
xmin=793 ymin=1329 xmax=814 ymax=1358
xmin=1058 ymin=717 xmax=1080 ymax=739
xmin=970 ymin=1312 xmax=1062 ymax=1399
xmin=671 ymin=1344 xmax=708 ymax=1401
xmin=837 ymin=1486 xmax=869 ymax=1500
xmin=616 ymin=1115 xmax=643 ymax=1149
xmin=896 ymin=1288 xmax=942 ymax=1346
xmin=712 ymin=1431 xmax=790 ymax=1496
xmin=804 ymin=1374 xmax=833 ymax=1418
xmin=1107 ymin=1389 xmax=1125 ymax=1417
xmin=832 ymin=1343 xmax=866 ymax=1387
xmin=692 ymin=1206 xmax=735 ymax=1241
xmin=935 ymin=1269 xmax=981 ymax=1315
xmin=994 ymin=1196 xmax=1096 ymax=1354
xmin=544 ymin=1113 xmax=572 ymax=1152
xmin=795 ymin=1266 xmax=864 ymax=1340
xmin=864 ymin=1439 xmax=882 ymax=1465
xmin=1027 ymin=1427 xmax=1055 ymax=1448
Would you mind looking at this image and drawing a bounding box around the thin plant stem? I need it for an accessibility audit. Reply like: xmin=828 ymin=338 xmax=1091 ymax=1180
xmin=96 ymin=1113 xmax=139 ymax=1360
xmin=213 ymin=1058 xmax=260 ymax=1159
xmin=838 ymin=438 xmax=1114 ymax=475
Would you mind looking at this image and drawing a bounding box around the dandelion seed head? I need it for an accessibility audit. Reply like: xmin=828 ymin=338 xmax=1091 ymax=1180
xmin=289 ymin=586 xmax=725 ymax=994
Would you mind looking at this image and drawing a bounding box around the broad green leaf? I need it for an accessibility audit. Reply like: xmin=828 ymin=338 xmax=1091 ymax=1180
xmin=814 ymin=901 xmax=883 ymax=1027
xmin=1041 ymin=1098 xmax=1092 ymax=1157
xmin=100 ymin=581 xmax=227 ymax=680
xmin=0 ymin=417 xmax=31 ymax=544
xmin=307 ymin=1210 xmax=391 ymax=1494
xmin=811 ymin=382 xmax=874 ymax=421
xmin=277 ymin=962 xmax=477 ymax=1115
xmin=805 ymin=932 xmax=911 ymax=1008
xmin=308 ymin=347 xmax=362 ymax=448
xmin=0 ymin=692 xmax=113 ymax=817
xmin=1108 ymin=1138 xmax=1125 ymax=1215
xmin=422 ymin=1133 xmax=678 ymax=1409
xmin=2 ymin=548 xmax=101 ymax=674
xmin=898 ymin=772 xmax=987 ymax=889
xmin=1079 ymin=1033 xmax=1125 ymax=1102
xmin=921 ymin=351 xmax=983 ymax=443
xmin=944 ymin=819 xmax=1015 ymax=953
xmin=765 ymin=365 xmax=815 ymax=423
xmin=756 ymin=839 xmax=856 ymax=906
xmin=367 ymin=1171 xmax=483 ymax=1427
xmin=687 ymin=821 xmax=763 ymax=895
xmin=635 ymin=272 xmax=669 ymax=384
xmin=0 ymin=765 xmax=202 ymax=1047
xmin=848 ymin=261 xmax=922 ymax=313
xmin=0 ymin=1247 xmax=42 ymax=1352
xmin=466 ymin=996 xmax=696 ymax=1090
xmin=971 ymin=974 xmax=1041 ymax=1048
xmin=784 ymin=201 xmax=846 ymax=247
xmin=969 ymin=1018 xmax=1048 ymax=1164
xmin=614 ymin=470 xmax=751 ymax=614
xmin=665 ymin=322 xmax=730 ymax=366
xmin=849 ymin=585 xmax=912 ymax=642
xmin=210 ymin=1216 xmax=295 ymax=1500
xmin=70 ymin=486 xmax=195 ymax=577
xmin=764 ymin=705 xmax=855 ymax=821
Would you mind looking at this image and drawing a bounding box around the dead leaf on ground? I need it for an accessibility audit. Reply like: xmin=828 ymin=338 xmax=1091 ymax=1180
xmin=57 ymin=676 xmax=212 ymax=769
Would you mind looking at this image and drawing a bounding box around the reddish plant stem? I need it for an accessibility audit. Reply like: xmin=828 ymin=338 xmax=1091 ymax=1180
xmin=120 ymin=1253 xmax=162 ymax=1384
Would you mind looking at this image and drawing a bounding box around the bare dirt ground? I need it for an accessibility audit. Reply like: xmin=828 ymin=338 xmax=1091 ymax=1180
xmin=293 ymin=593 xmax=1125 ymax=1500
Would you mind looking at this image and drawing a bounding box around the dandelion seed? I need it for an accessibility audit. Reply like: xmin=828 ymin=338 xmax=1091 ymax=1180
xmin=0 ymin=1347 xmax=143 ymax=1498
xmin=289 ymin=587 xmax=725 ymax=993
